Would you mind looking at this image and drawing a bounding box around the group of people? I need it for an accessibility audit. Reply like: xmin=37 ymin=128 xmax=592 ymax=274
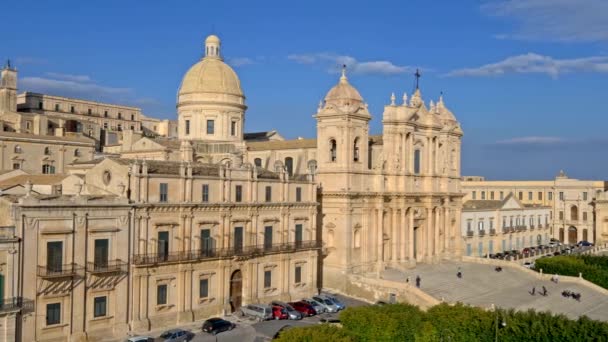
xmin=562 ymin=290 xmax=582 ymax=301
xmin=530 ymin=286 xmax=548 ymax=296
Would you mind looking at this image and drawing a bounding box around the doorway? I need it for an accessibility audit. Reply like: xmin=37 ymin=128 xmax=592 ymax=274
xmin=229 ymin=270 xmax=243 ymax=313
xmin=568 ymin=226 xmax=577 ymax=244
xmin=559 ymin=228 xmax=564 ymax=242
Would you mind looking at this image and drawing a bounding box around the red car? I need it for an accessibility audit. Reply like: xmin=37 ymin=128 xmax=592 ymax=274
xmin=289 ymin=301 xmax=317 ymax=316
xmin=272 ymin=305 xmax=288 ymax=320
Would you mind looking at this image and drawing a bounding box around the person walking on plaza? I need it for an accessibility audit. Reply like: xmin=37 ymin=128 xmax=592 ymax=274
xmin=457 ymin=266 xmax=462 ymax=279
xmin=530 ymin=287 xmax=536 ymax=295
xmin=541 ymin=286 xmax=548 ymax=296
xmin=416 ymin=275 xmax=421 ymax=288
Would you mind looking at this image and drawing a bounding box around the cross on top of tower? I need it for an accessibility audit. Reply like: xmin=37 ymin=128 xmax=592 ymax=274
xmin=414 ymin=68 xmax=421 ymax=90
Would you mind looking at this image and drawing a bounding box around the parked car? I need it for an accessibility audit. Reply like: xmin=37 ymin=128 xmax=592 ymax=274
xmin=202 ymin=318 xmax=235 ymax=335
xmin=578 ymin=241 xmax=594 ymax=247
xmin=158 ymin=329 xmax=193 ymax=342
xmin=494 ymin=252 xmax=504 ymax=259
xmin=523 ymin=261 xmax=534 ymax=269
xmin=240 ymin=304 xmax=273 ymax=321
xmin=290 ymin=301 xmax=317 ymax=316
xmin=302 ymin=298 xmax=326 ymax=314
xmin=522 ymin=247 xmax=532 ymax=255
xmin=272 ymin=305 xmax=289 ymax=320
xmin=312 ymin=296 xmax=339 ymax=313
xmin=271 ymin=301 xmax=302 ymax=320
xmin=320 ymin=294 xmax=346 ymax=311
xmin=126 ymin=337 xmax=154 ymax=342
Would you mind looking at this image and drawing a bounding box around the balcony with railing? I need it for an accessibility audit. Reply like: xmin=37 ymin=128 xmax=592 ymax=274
xmin=87 ymin=259 xmax=128 ymax=275
xmin=0 ymin=297 xmax=35 ymax=314
xmin=466 ymin=230 xmax=474 ymax=237
xmin=37 ymin=263 xmax=84 ymax=279
xmin=133 ymin=240 xmax=321 ymax=266
xmin=478 ymin=230 xmax=486 ymax=237
xmin=489 ymin=228 xmax=497 ymax=236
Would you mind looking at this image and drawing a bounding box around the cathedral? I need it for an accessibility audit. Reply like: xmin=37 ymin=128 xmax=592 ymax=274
xmin=0 ymin=34 xmax=463 ymax=341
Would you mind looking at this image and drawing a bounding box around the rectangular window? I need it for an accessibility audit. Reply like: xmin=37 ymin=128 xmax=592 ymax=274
xmin=264 ymin=226 xmax=273 ymax=250
xmin=528 ymin=192 xmax=532 ymax=200
xmin=481 ymin=191 xmax=486 ymax=200
xmin=94 ymin=296 xmax=107 ymax=318
xmin=234 ymin=227 xmax=243 ymax=251
xmin=206 ymin=120 xmax=215 ymax=135
xmin=87 ymin=108 xmax=92 ymax=115
xmin=157 ymin=284 xmax=167 ymax=305
xmin=46 ymin=303 xmax=61 ymax=325
xmin=70 ymin=105 xmax=75 ymax=113
xmin=296 ymin=187 xmax=302 ymax=202
xmin=47 ymin=241 xmax=63 ymax=273
xmin=518 ymin=192 xmax=523 ymax=200
xmin=185 ymin=119 xmax=190 ymax=135
xmin=202 ymin=184 xmax=209 ymax=202
xmin=235 ymin=185 xmax=242 ymax=202
xmin=548 ymin=192 xmax=553 ymax=201
xmin=295 ymin=224 xmax=303 ymax=246
xmin=94 ymin=239 xmax=109 ymax=268
xmin=265 ymin=186 xmax=272 ymax=202
xmin=12 ymin=163 xmax=20 ymax=170
xmin=231 ymin=121 xmax=236 ymax=136
xmin=295 ymin=266 xmax=302 ymax=284
xmin=559 ymin=211 xmax=564 ymax=220
xmin=413 ymin=149 xmax=421 ymax=174
xmin=583 ymin=212 xmax=588 ymax=221
xmin=38 ymin=101 xmax=43 ymax=109
xmin=264 ymin=270 xmax=272 ymax=288
xmin=583 ymin=192 xmax=588 ymax=201
xmin=158 ymin=231 xmax=169 ymax=259
xmin=538 ymin=192 xmax=543 ymax=200
xmin=104 ymin=110 xmax=108 ymax=117
xmin=103 ymin=122 xmax=108 ymax=129
xmin=472 ymin=191 xmax=477 ymax=200
xmin=490 ymin=191 xmax=494 ymax=200
xmin=199 ymin=278 xmax=209 ymax=298
xmin=559 ymin=192 xmax=564 ymax=200
xmin=55 ymin=103 xmax=60 ymax=111
xmin=500 ymin=191 xmax=504 ymax=200
xmin=118 ymin=112 xmax=122 ymax=119
xmin=201 ymin=229 xmax=212 ymax=255
xmin=159 ymin=183 xmax=168 ymax=202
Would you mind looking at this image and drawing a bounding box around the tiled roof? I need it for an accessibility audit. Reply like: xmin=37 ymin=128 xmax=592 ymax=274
xmin=247 ymin=138 xmax=317 ymax=151
xmin=463 ymin=200 xmax=504 ymax=210
xmin=0 ymin=174 xmax=68 ymax=188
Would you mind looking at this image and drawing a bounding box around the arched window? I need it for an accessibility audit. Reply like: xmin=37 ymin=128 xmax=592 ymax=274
xmin=14 ymin=145 xmax=21 ymax=153
xmin=44 ymin=147 xmax=50 ymax=155
xmin=254 ymin=158 xmax=262 ymax=168
xmin=353 ymin=229 xmax=361 ymax=248
xmin=353 ymin=138 xmax=360 ymax=162
xmin=368 ymin=140 xmax=373 ymax=170
xmin=329 ymin=139 xmax=337 ymax=162
xmin=414 ymin=149 xmax=422 ymax=174
xmin=42 ymin=164 xmax=55 ymax=174
xmin=284 ymin=157 xmax=293 ymax=176
xmin=570 ymin=205 xmax=579 ymax=221
xmin=74 ymin=149 xmax=80 ymax=157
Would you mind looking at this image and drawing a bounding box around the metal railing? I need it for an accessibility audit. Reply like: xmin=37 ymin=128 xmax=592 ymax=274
xmin=466 ymin=231 xmax=474 ymax=237
xmin=478 ymin=230 xmax=486 ymax=237
xmin=37 ymin=263 xmax=84 ymax=278
xmin=87 ymin=259 xmax=128 ymax=274
xmin=133 ymin=240 xmax=321 ymax=265
xmin=0 ymin=297 xmax=34 ymax=314
xmin=489 ymin=229 xmax=496 ymax=236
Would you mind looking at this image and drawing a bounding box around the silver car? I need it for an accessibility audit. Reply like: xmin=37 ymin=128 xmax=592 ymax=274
xmin=158 ymin=329 xmax=193 ymax=342
xmin=271 ymin=300 xmax=302 ymax=320
xmin=312 ymin=296 xmax=339 ymax=313
xmin=302 ymin=298 xmax=326 ymax=314
xmin=240 ymin=304 xmax=273 ymax=321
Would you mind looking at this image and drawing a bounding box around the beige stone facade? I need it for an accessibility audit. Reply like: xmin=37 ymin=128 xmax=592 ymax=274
xmin=461 ymin=194 xmax=551 ymax=256
xmin=462 ymin=172 xmax=608 ymax=244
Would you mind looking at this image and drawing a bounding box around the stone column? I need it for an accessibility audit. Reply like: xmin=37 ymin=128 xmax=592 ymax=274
xmin=377 ymin=208 xmax=383 ymax=269
xmin=426 ymin=208 xmax=432 ymax=259
xmin=399 ymin=208 xmax=406 ymax=261
xmin=454 ymin=207 xmax=462 ymax=257
xmin=408 ymin=208 xmax=415 ymax=263
xmin=444 ymin=206 xmax=450 ymax=257
xmin=391 ymin=208 xmax=398 ymax=262
xmin=362 ymin=209 xmax=369 ymax=266
xmin=434 ymin=208 xmax=440 ymax=260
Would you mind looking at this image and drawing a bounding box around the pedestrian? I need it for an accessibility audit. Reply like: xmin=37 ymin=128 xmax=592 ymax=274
xmin=530 ymin=287 xmax=535 ymax=295
xmin=406 ymin=276 xmax=410 ymax=284
xmin=416 ymin=275 xmax=421 ymax=288
xmin=542 ymin=286 xmax=547 ymax=296
xmin=555 ymin=274 xmax=559 ymax=283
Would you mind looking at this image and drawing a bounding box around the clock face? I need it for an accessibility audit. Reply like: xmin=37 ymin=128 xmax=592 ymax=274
xmin=102 ymin=170 xmax=112 ymax=185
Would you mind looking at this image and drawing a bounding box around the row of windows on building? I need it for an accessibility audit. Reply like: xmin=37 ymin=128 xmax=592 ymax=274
xmin=40 ymin=101 xmax=137 ymax=121
xmin=466 ymin=215 xmax=550 ymax=232
xmin=45 ymin=296 xmax=108 ymax=326
xmin=159 ymin=183 xmax=304 ymax=203
xmin=13 ymin=145 xmax=81 ymax=157
xmin=471 ymin=190 xmax=591 ymax=202
xmin=466 ymin=234 xmax=550 ymax=256
xmin=183 ymin=119 xmax=238 ymax=137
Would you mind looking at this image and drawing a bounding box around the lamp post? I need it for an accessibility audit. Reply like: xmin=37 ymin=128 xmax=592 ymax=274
xmin=494 ymin=305 xmax=506 ymax=342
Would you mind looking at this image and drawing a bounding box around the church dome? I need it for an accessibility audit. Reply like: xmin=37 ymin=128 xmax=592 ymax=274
xmin=178 ymin=35 xmax=244 ymax=99
xmin=324 ymin=67 xmax=363 ymax=105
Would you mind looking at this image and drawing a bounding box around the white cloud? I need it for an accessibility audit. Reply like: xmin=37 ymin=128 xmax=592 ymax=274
xmin=482 ymin=0 xmax=608 ymax=42
xmin=495 ymin=136 xmax=566 ymax=145
xmin=227 ymin=57 xmax=255 ymax=67
xmin=446 ymin=53 xmax=608 ymax=78
xmin=44 ymin=72 xmax=92 ymax=83
xmin=288 ymin=53 xmax=411 ymax=76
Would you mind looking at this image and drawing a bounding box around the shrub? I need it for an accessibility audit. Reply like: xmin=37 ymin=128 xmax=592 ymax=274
xmin=535 ymin=255 xmax=608 ymax=289
xmin=273 ymin=324 xmax=353 ymax=342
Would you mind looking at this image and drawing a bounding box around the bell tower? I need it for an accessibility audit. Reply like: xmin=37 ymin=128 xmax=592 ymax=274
xmin=0 ymin=60 xmax=17 ymax=114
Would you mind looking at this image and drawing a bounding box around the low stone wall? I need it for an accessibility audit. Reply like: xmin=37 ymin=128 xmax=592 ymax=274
xmin=330 ymin=274 xmax=440 ymax=310
xmin=462 ymin=255 xmax=608 ymax=297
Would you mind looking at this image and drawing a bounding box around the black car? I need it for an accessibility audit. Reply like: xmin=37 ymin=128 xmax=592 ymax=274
xmin=202 ymin=318 xmax=235 ymax=335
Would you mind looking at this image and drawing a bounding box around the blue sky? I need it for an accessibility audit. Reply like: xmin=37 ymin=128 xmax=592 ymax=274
xmin=2 ymin=0 xmax=608 ymax=180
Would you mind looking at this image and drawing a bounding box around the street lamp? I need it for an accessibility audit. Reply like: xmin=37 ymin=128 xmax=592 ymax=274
xmin=494 ymin=306 xmax=506 ymax=342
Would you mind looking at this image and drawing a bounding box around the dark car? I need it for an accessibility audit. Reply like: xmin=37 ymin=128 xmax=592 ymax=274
xmin=578 ymin=241 xmax=593 ymax=247
xmin=202 ymin=318 xmax=235 ymax=335
xmin=289 ymin=301 xmax=317 ymax=316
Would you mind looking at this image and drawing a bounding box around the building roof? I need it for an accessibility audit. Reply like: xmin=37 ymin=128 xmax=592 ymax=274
xmin=0 ymin=131 xmax=95 ymax=144
xmin=463 ymin=200 xmax=504 ymax=210
xmin=247 ymin=138 xmax=317 ymax=151
xmin=0 ymin=174 xmax=68 ymax=188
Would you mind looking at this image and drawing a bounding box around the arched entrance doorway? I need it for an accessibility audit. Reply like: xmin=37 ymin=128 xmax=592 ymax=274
xmin=568 ymin=226 xmax=577 ymax=244
xmin=229 ymin=270 xmax=242 ymax=313
xmin=559 ymin=228 xmax=564 ymax=242
xmin=583 ymin=229 xmax=588 ymax=241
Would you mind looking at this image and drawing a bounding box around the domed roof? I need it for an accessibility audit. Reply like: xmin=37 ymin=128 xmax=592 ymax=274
xmin=324 ymin=67 xmax=363 ymax=105
xmin=179 ymin=58 xmax=243 ymax=97
xmin=178 ymin=35 xmax=244 ymax=98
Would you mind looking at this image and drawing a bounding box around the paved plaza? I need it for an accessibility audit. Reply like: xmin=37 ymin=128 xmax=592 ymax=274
xmin=381 ymin=261 xmax=608 ymax=322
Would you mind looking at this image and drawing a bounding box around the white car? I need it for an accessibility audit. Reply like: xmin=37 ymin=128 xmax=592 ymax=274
xmin=523 ymin=261 xmax=535 ymax=269
xmin=312 ymin=296 xmax=339 ymax=313
xmin=126 ymin=337 xmax=154 ymax=342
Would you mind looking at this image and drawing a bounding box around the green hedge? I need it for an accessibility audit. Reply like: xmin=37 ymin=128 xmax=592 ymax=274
xmin=535 ymin=255 xmax=608 ymax=289
xmin=278 ymin=303 xmax=608 ymax=342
